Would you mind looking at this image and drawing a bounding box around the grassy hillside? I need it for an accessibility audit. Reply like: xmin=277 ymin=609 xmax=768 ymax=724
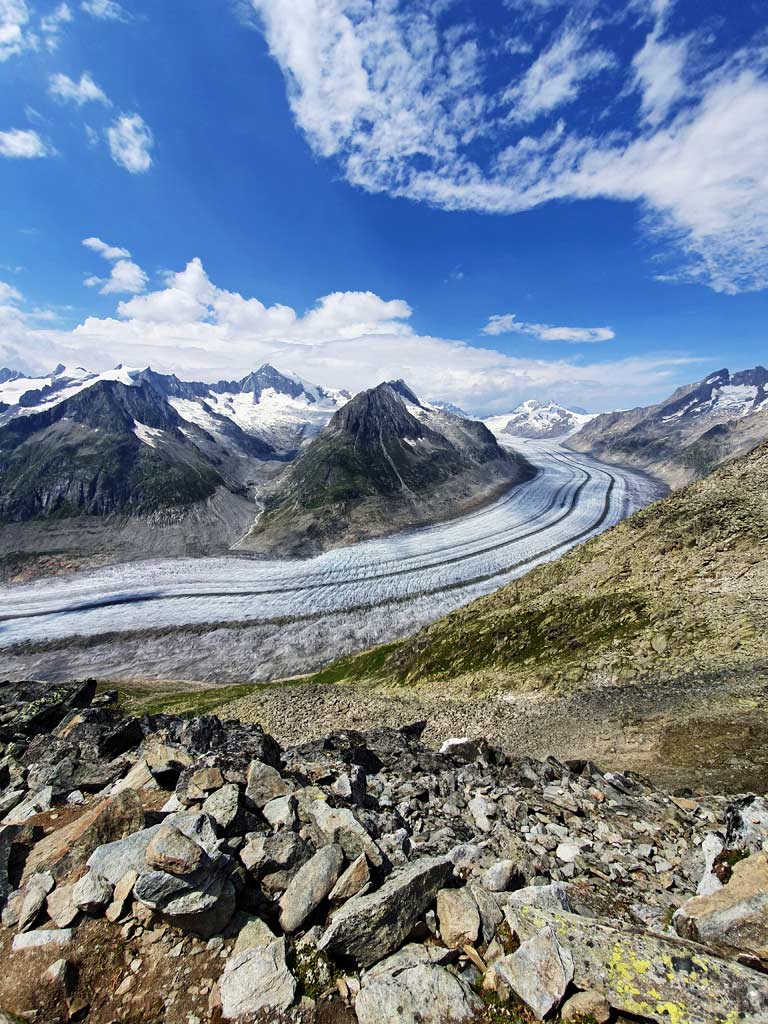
xmin=307 ymin=439 xmax=768 ymax=694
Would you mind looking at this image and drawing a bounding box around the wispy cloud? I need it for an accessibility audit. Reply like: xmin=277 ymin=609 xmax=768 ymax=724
xmin=0 ymin=128 xmax=50 ymax=158
xmin=49 ymin=71 xmax=111 ymax=106
xmin=106 ymin=113 xmax=153 ymax=173
xmin=40 ymin=2 xmax=71 ymax=51
xmin=483 ymin=314 xmax=615 ymax=343
xmin=80 ymin=0 xmax=127 ymax=20
xmin=0 ymin=0 xmax=33 ymax=61
xmin=244 ymin=0 xmax=768 ymax=294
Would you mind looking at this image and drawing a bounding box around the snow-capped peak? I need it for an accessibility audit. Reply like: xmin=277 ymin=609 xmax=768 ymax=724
xmin=484 ymin=399 xmax=595 ymax=440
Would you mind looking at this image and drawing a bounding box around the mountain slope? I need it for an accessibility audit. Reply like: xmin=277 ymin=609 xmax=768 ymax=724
xmin=567 ymin=366 xmax=768 ymax=486
xmin=0 ymin=379 xmax=230 ymax=522
xmin=241 ymin=380 xmax=535 ymax=556
xmin=485 ymin=399 xmax=594 ymax=440
xmin=313 ymin=438 xmax=768 ymax=695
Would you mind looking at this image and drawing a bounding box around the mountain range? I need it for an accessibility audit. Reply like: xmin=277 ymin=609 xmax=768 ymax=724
xmin=484 ymin=399 xmax=594 ymax=440
xmin=241 ymin=380 xmax=534 ymax=556
xmin=567 ymin=366 xmax=768 ymax=486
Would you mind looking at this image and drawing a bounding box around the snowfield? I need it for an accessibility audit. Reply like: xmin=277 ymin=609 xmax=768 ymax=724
xmin=0 ymin=442 xmax=664 ymax=664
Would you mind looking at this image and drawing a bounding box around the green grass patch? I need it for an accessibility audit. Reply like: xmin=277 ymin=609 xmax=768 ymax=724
xmin=299 ymin=641 xmax=402 ymax=686
xmin=104 ymin=681 xmax=265 ymax=718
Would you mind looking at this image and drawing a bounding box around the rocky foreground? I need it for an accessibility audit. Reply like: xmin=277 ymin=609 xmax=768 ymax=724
xmin=1 ymin=680 xmax=768 ymax=1023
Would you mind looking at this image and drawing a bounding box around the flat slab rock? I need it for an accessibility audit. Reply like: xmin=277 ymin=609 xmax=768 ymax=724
xmin=355 ymin=962 xmax=483 ymax=1024
xmin=505 ymin=905 xmax=768 ymax=1024
xmin=319 ymin=855 xmax=452 ymax=968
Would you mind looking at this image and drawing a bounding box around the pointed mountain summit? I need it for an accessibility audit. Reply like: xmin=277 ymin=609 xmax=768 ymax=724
xmin=485 ymin=399 xmax=594 ymax=440
xmin=240 ymin=380 xmax=534 ymax=556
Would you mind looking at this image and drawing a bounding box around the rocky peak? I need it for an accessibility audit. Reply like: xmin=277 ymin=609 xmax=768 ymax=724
xmin=0 ymin=368 xmax=22 ymax=385
xmin=330 ymin=382 xmax=428 ymax=444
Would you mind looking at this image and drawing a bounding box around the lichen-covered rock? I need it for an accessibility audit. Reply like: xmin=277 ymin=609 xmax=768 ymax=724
xmin=505 ymin=904 xmax=768 ymax=1024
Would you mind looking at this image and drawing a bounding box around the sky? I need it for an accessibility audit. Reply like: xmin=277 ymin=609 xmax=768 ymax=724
xmin=0 ymin=0 xmax=767 ymax=414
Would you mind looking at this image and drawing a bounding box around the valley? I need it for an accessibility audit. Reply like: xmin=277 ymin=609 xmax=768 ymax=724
xmin=0 ymin=440 xmax=662 ymax=683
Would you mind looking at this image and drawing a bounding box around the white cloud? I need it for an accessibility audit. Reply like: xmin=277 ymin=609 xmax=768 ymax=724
xmin=245 ymin=0 xmax=768 ymax=294
xmin=0 ymin=254 xmax=705 ymax=412
xmin=80 ymin=0 xmax=126 ymax=19
xmin=0 ymin=128 xmax=50 ymax=158
xmin=49 ymin=71 xmax=110 ymax=106
xmin=0 ymin=280 xmax=23 ymax=304
xmin=82 ymin=237 xmax=146 ymax=294
xmin=483 ymin=314 xmax=615 ymax=343
xmin=82 ymin=236 xmax=130 ymax=260
xmin=40 ymin=2 xmax=71 ymax=50
xmin=106 ymin=113 xmax=153 ymax=173
xmin=502 ymin=24 xmax=614 ymax=125
xmin=632 ymin=30 xmax=687 ymax=126
xmin=0 ymin=0 xmax=33 ymax=61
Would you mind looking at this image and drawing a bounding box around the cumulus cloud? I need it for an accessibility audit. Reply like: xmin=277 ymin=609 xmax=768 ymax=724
xmin=82 ymin=236 xmax=146 ymax=294
xmin=0 ymin=0 xmax=33 ymax=61
xmin=107 ymin=113 xmax=153 ymax=173
xmin=244 ymin=0 xmax=768 ymax=294
xmin=0 ymin=128 xmax=50 ymax=157
xmin=0 ymin=254 xmax=696 ymax=414
xmin=49 ymin=71 xmax=110 ymax=106
xmin=483 ymin=314 xmax=615 ymax=343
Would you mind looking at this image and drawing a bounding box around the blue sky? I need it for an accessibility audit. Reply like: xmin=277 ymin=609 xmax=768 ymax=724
xmin=0 ymin=0 xmax=767 ymax=413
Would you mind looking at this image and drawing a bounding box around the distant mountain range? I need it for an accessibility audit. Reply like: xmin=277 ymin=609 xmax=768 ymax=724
xmin=240 ymin=380 xmax=534 ymax=556
xmin=485 ymin=399 xmax=594 ymax=440
xmin=567 ymin=365 xmax=768 ymax=486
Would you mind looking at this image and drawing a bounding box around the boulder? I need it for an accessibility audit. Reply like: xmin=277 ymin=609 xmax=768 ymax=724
xmin=355 ymin=963 xmax=483 ymax=1024
xmin=319 ymin=856 xmax=452 ymax=968
xmin=494 ymin=925 xmax=574 ymax=1019
xmin=133 ymin=865 xmax=236 ymax=938
xmin=245 ymin=760 xmax=293 ymax=809
xmin=504 ymin=882 xmax=571 ymax=914
xmin=18 ymin=870 xmax=55 ymax=932
xmin=329 ymin=853 xmax=370 ymax=903
xmin=560 ymin=989 xmax=611 ymax=1024
xmin=674 ymin=851 xmax=768 ymax=963
xmin=46 ymin=883 xmax=79 ymax=927
xmin=12 ymin=927 xmax=74 ymax=951
xmin=233 ymin=915 xmax=276 ymax=955
xmin=436 ymin=887 xmax=480 ymax=949
xmin=23 ymin=788 xmax=144 ymax=883
xmin=308 ymin=800 xmax=384 ymax=868
xmin=278 ymin=844 xmax=344 ymax=933
xmin=218 ymin=938 xmax=296 ymax=1020
xmin=726 ymin=796 xmax=768 ymax=853
xmin=505 ymin=904 xmax=768 ymax=1024
xmin=145 ymin=824 xmax=207 ymax=876
xmin=72 ymin=871 xmax=113 ymax=914
xmin=482 ymin=860 xmax=522 ymax=893
xmin=201 ymin=783 xmax=241 ymax=833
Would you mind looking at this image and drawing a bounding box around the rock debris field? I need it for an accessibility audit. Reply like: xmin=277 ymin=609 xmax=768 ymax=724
xmin=2 ymin=678 xmax=767 ymax=1023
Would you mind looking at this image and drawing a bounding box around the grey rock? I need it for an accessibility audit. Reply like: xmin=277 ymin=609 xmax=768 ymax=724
xmin=504 ymin=882 xmax=571 ymax=914
xmin=495 ymin=925 xmax=574 ymax=1019
xmin=12 ymin=928 xmax=74 ymax=950
xmin=46 ymin=883 xmax=79 ymax=927
xmin=467 ymin=795 xmax=496 ymax=833
xmin=560 ymin=989 xmax=611 ymax=1024
xmin=319 ymin=855 xmax=452 ymax=968
xmin=279 ymin=843 xmax=344 ymax=933
xmin=88 ymin=825 xmax=163 ymax=886
xmin=233 ymin=915 xmax=276 ymax=954
xmin=18 ymin=870 xmax=55 ymax=932
xmin=72 ymin=871 xmax=113 ymax=914
xmin=329 ymin=853 xmax=370 ymax=903
xmin=468 ymin=881 xmax=504 ymax=944
xmin=201 ymin=782 xmax=241 ymax=832
xmin=2 ymin=785 xmax=54 ymax=825
xmin=436 ymin=887 xmax=480 ymax=949
xmin=308 ymin=799 xmax=384 ymax=867
xmin=245 ymin=760 xmax=293 ymax=809
xmin=506 ymin=904 xmax=768 ymax=1024
xmin=356 ymin=963 xmax=483 ymax=1024
xmin=263 ymin=795 xmax=297 ymax=830
xmin=145 ymin=824 xmax=207 ymax=876
xmin=219 ymin=938 xmax=296 ymax=1020
xmin=483 ymin=860 xmax=522 ymax=893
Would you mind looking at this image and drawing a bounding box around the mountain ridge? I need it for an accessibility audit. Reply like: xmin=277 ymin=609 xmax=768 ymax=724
xmin=240 ymin=380 xmax=535 ymax=556
xmin=567 ymin=365 xmax=768 ymax=486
